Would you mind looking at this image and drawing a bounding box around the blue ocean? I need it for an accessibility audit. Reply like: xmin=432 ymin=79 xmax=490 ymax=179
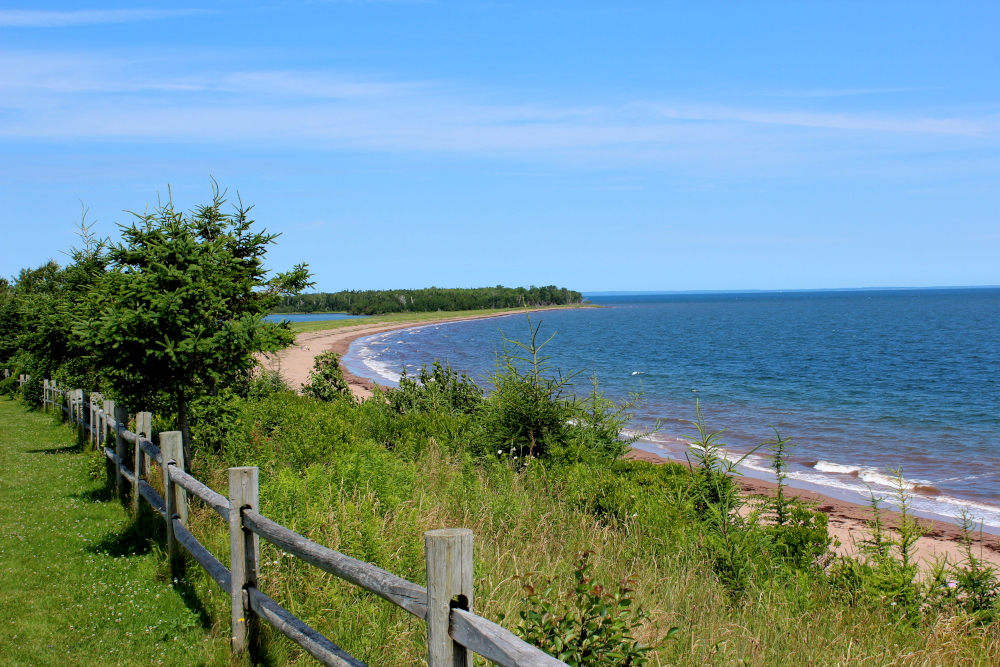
xmin=341 ymin=289 xmax=1000 ymax=527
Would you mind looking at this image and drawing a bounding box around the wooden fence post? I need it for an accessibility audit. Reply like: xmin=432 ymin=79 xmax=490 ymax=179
xmin=43 ymin=379 xmax=49 ymax=411
xmin=132 ymin=412 xmax=152 ymax=514
xmin=83 ymin=391 xmax=91 ymax=444
xmin=75 ymin=390 xmax=85 ymax=442
xmin=228 ymin=466 xmax=260 ymax=655
xmin=87 ymin=393 xmax=94 ymax=446
xmin=113 ymin=405 xmax=128 ymax=499
xmin=102 ymin=399 xmax=113 ymax=447
xmin=425 ymin=528 xmax=474 ymax=667
xmin=160 ymin=431 xmax=184 ymax=562
xmin=90 ymin=393 xmax=103 ymax=447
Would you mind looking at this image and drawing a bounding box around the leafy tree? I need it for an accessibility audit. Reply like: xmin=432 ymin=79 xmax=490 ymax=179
xmin=76 ymin=184 xmax=311 ymax=461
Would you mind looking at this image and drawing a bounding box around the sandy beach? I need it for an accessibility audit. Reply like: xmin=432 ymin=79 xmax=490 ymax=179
xmin=265 ymin=309 xmax=568 ymax=400
xmin=269 ymin=313 xmax=1000 ymax=573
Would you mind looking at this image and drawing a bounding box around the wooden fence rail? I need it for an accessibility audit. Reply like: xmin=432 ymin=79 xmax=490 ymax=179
xmin=28 ymin=378 xmax=566 ymax=667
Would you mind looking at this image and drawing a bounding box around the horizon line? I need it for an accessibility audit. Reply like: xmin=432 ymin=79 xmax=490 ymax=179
xmin=582 ymin=285 xmax=1000 ymax=296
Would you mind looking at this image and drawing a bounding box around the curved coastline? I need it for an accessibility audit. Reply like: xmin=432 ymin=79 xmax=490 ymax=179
xmin=273 ymin=308 xmax=1000 ymax=567
xmin=269 ymin=306 xmax=594 ymax=399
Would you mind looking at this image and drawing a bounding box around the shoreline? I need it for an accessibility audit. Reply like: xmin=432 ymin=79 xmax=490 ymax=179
xmin=266 ymin=307 xmax=591 ymax=399
xmin=625 ymin=448 xmax=1000 ymax=569
xmin=268 ymin=308 xmax=1000 ymax=568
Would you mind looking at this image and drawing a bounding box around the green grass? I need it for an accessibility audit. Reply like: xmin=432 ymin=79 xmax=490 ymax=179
xmin=0 ymin=398 xmax=231 ymax=667
xmin=182 ymin=391 xmax=1000 ymax=667
xmin=286 ymin=305 xmax=596 ymax=334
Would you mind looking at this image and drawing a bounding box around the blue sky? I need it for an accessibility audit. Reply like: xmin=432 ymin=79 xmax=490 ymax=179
xmin=1 ymin=1 xmax=997 ymax=292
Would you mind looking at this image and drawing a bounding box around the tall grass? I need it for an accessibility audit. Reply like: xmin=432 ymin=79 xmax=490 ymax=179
xmin=169 ymin=379 xmax=1000 ymax=666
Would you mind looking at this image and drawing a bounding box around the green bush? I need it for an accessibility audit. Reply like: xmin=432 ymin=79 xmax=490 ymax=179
xmin=387 ymin=360 xmax=483 ymax=416
xmin=302 ymin=351 xmax=354 ymax=403
xmin=505 ymin=552 xmax=655 ymax=667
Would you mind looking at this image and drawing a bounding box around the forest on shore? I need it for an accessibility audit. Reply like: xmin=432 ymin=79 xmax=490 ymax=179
xmin=272 ymin=285 xmax=586 ymax=315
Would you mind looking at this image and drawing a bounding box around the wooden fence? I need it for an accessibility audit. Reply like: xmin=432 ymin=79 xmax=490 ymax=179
xmin=34 ymin=378 xmax=566 ymax=667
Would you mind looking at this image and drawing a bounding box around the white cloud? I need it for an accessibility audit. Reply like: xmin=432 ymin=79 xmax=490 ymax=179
xmin=0 ymin=9 xmax=212 ymax=28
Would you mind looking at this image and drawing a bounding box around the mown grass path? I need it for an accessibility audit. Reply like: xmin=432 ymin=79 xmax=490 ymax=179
xmin=0 ymin=397 xmax=230 ymax=666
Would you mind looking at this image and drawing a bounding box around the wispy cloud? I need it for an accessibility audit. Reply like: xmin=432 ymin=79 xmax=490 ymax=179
xmin=642 ymin=102 xmax=990 ymax=135
xmin=0 ymin=9 xmax=212 ymax=28
xmin=0 ymin=49 xmax=996 ymax=175
xmin=760 ymin=86 xmax=944 ymax=99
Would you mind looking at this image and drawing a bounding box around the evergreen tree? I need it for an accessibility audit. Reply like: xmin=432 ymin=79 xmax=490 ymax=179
xmin=76 ymin=184 xmax=312 ymax=461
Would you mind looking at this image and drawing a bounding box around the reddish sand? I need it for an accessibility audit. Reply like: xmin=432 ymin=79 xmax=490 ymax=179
xmin=625 ymin=448 xmax=1000 ymax=569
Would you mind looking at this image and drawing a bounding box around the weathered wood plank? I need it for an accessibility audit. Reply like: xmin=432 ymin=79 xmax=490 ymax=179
xmin=137 ymin=479 xmax=167 ymax=519
xmin=450 ymin=609 xmax=568 ymax=667
xmin=138 ymin=437 xmax=162 ymax=466
xmin=426 ymin=528 xmax=473 ymax=667
xmin=247 ymin=586 xmax=367 ymax=667
xmin=168 ymin=463 xmax=229 ymax=520
xmin=229 ymin=467 xmax=260 ymax=654
xmin=241 ymin=509 xmax=428 ymax=620
xmin=160 ymin=432 xmax=184 ymax=560
xmin=172 ymin=518 xmax=231 ymax=592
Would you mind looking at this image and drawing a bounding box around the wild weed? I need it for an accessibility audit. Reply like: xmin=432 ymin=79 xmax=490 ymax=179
xmin=947 ymin=510 xmax=1000 ymax=621
xmin=830 ymin=469 xmax=927 ymax=621
xmin=684 ymin=402 xmax=770 ymax=594
xmin=760 ymin=428 xmax=833 ymax=570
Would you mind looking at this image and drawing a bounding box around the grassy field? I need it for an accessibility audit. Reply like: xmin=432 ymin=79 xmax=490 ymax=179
xmin=0 ymin=398 xmax=231 ymax=667
xmin=285 ymin=305 xmax=596 ymax=334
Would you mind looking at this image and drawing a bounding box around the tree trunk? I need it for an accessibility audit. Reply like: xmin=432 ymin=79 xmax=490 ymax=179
xmin=177 ymin=389 xmax=191 ymax=470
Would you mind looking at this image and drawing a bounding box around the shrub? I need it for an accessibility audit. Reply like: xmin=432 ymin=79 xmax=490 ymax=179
xmin=760 ymin=429 xmax=833 ymax=570
xmin=302 ymin=351 xmax=354 ymax=403
xmin=505 ymin=552 xmax=654 ymax=667
xmin=828 ymin=470 xmax=928 ymax=621
xmin=474 ymin=319 xmax=575 ymax=459
xmin=387 ymin=360 xmax=483 ymax=415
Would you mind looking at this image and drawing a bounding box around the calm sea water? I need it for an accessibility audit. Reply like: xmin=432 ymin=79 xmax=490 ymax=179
xmin=342 ymin=289 xmax=1000 ymax=527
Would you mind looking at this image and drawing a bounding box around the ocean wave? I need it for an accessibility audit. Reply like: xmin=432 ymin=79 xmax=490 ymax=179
xmin=812 ymin=461 xmax=934 ymax=491
xmin=813 ymin=461 xmax=859 ymax=475
xmin=782 ymin=470 xmax=1000 ymax=528
xmin=360 ymin=355 xmax=402 ymax=384
xmin=631 ymin=437 xmax=1000 ymax=528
